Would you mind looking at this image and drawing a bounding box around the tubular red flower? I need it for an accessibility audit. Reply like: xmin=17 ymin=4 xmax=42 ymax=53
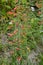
xmin=13 ymin=29 xmax=18 ymax=34
xmin=17 ymin=56 xmax=22 ymax=61
xmin=8 ymin=33 xmax=13 ymax=37
xmin=16 ymin=48 xmax=20 ymax=50
xmin=7 ymin=11 xmax=13 ymax=15
xmin=13 ymin=7 xmax=17 ymax=11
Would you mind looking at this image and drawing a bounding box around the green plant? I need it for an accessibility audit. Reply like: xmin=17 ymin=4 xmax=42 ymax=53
xmin=0 ymin=0 xmax=43 ymax=65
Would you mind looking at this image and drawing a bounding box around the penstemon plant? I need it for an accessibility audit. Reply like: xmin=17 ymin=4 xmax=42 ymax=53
xmin=0 ymin=0 xmax=43 ymax=65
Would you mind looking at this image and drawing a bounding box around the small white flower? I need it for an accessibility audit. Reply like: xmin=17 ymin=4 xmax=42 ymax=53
xmin=31 ymin=7 xmax=35 ymax=11
xmin=9 ymin=22 xmax=13 ymax=24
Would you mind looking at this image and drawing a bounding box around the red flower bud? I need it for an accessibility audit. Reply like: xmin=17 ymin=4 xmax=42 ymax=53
xmin=17 ymin=57 xmax=22 ymax=61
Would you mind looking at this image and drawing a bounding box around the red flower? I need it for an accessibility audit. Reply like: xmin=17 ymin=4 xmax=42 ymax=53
xmin=13 ymin=29 xmax=18 ymax=34
xmin=13 ymin=7 xmax=17 ymax=11
xmin=7 ymin=11 xmax=13 ymax=15
xmin=16 ymin=48 xmax=20 ymax=50
xmin=17 ymin=56 xmax=22 ymax=61
xmin=7 ymin=33 xmax=13 ymax=37
xmin=38 ymin=11 xmax=41 ymax=15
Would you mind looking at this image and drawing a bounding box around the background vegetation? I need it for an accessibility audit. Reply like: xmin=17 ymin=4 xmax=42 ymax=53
xmin=0 ymin=0 xmax=43 ymax=65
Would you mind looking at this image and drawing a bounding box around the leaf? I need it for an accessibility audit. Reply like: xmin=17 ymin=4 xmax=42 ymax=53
xmin=5 ymin=5 xmax=11 ymax=9
xmin=22 ymin=0 xmax=27 ymax=4
xmin=31 ymin=18 xmax=39 ymax=24
xmin=1 ymin=0 xmax=6 ymax=3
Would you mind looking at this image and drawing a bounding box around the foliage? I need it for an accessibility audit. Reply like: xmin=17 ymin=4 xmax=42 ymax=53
xmin=0 ymin=0 xmax=43 ymax=65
